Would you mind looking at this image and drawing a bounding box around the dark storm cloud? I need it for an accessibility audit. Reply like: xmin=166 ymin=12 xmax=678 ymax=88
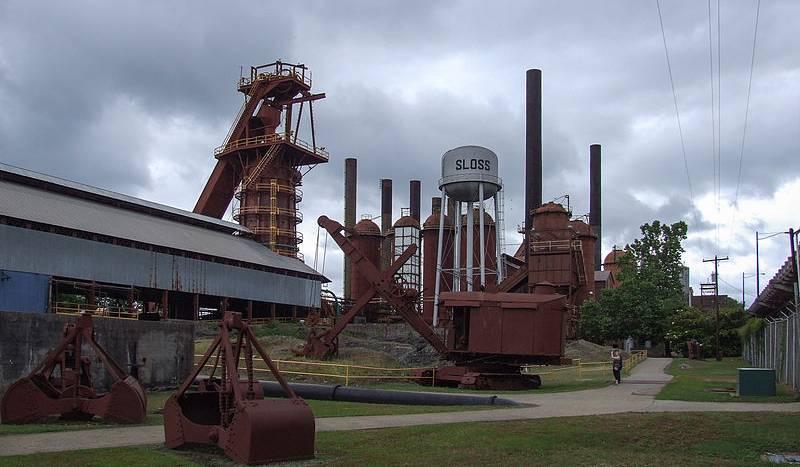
xmin=0 ymin=0 xmax=797 ymax=298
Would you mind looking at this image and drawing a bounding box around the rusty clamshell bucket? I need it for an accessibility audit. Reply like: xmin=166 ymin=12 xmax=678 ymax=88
xmin=0 ymin=314 xmax=147 ymax=424
xmin=163 ymin=311 xmax=315 ymax=465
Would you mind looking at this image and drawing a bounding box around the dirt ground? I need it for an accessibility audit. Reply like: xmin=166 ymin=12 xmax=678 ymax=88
xmin=197 ymin=322 xmax=619 ymax=369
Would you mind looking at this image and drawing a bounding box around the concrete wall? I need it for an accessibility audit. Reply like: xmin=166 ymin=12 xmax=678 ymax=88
xmin=0 ymin=311 xmax=194 ymax=393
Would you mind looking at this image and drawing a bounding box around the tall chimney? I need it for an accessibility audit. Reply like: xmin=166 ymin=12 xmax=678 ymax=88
xmin=343 ymin=158 xmax=357 ymax=299
xmin=589 ymin=144 xmax=602 ymax=270
xmin=410 ymin=180 xmax=421 ymax=222
xmin=525 ymin=69 xmax=543 ymax=259
xmin=431 ymin=196 xmax=441 ymax=215
xmin=380 ymin=179 xmax=393 ymax=268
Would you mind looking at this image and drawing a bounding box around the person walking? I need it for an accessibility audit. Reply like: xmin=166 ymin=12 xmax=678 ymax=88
xmin=611 ymin=346 xmax=623 ymax=384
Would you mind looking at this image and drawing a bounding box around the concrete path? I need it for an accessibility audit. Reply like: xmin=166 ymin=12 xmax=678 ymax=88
xmin=2 ymin=358 xmax=798 ymax=456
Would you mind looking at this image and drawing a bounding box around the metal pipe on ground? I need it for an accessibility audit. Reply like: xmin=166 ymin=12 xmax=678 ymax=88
xmin=260 ymin=381 xmax=519 ymax=406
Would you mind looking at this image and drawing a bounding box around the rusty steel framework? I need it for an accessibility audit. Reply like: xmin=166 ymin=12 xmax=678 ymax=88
xmin=299 ymin=216 xmax=567 ymax=390
xmin=164 ymin=311 xmax=314 ymax=464
xmin=194 ymin=61 xmax=327 ymax=259
xmin=0 ymin=313 xmax=147 ymax=424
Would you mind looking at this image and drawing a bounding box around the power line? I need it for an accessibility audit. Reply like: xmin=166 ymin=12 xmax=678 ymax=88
xmin=707 ymin=0 xmax=718 ymax=253
xmin=733 ymin=0 xmax=761 ymax=211
xmin=656 ymin=0 xmax=695 ymax=204
xmin=716 ymin=0 xmax=722 ymax=256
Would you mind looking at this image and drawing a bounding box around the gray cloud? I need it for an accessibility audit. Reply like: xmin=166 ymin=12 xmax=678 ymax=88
xmin=0 ymin=0 xmax=797 ymax=301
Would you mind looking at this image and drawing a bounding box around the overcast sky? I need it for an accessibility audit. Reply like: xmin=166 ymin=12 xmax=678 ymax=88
xmin=1 ymin=0 xmax=797 ymax=305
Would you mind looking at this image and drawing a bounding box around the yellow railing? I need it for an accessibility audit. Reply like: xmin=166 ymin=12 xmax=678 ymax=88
xmin=214 ymin=133 xmax=329 ymax=159
xmin=194 ymin=354 xmax=435 ymax=386
xmin=53 ymin=302 xmax=139 ymax=320
xmin=521 ymin=350 xmax=648 ymax=380
xmin=233 ymin=206 xmax=303 ymax=223
xmin=193 ymin=350 xmax=648 ymax=387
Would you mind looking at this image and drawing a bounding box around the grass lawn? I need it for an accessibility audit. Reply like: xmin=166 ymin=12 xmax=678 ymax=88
xmin=657 ymin=358 xmax=800 ymax=403
xmin=3 ymin=412 xmax=798 ymax=466
xmin=0 ymin=391 xmax=497 ymax=436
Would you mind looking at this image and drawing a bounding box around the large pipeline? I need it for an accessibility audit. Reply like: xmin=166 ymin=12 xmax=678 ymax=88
xmin=260 ymin=381 xmax=518 ymax=406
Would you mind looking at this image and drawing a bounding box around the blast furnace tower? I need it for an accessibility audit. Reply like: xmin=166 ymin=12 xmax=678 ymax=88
xmin=194 ymin=61 xmax=327 ymax=259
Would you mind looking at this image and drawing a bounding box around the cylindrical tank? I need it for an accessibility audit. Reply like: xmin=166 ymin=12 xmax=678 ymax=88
xmin=235 ymin=163 xmax=303 ymax=258
xmin=569 ymin=219 xmax=597 ymax=303
xmin=603 ymin=248 xmax=626 ymax=276
xmin=422 ymin=198 xmax=453 ymax=324
xmin=458 ymin=208 xmax=497 ymax=290
xmin=392 ymin=215 xmax=421 ymax=297
xmin=531 ymin=202 xmax=571 ymax=241
xmin=439 ymin=146 xmax=501 ymax=202
xmin=350 ymin=218 xmax=382 ymax=300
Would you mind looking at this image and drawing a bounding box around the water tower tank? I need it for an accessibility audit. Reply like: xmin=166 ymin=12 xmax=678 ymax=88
xmin=439 ymin=146 xmax=501 ymax=202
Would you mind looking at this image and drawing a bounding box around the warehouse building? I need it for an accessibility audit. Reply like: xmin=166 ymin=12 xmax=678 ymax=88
xmin=0 ymin=163 xmax=326 ymax=320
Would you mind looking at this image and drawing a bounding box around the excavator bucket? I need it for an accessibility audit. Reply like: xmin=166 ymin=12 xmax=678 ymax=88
xmin=164 ymin=311 xmax=315 ymax=465
xmin=165 ymin=395 xmax=314 ymax=464
xmin=95 ymin=376 xmax=148 ymax=423
xmin=0 ymin=313 xmax=147 ymax=425
xmin=0 ymin=377 xmax=49 ymax=424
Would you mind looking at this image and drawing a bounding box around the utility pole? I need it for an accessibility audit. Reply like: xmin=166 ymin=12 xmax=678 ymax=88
xmin=755 ymin=231 xmax=760 ymax=295
xmin=703 ymin=255 xmax=729 ymax=361
xmin=790 ymin=228 xmax=798 ymax=307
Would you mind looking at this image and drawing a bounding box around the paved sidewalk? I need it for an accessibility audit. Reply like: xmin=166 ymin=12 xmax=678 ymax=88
xmin=2 ymin=358 xmax=798 ymax=456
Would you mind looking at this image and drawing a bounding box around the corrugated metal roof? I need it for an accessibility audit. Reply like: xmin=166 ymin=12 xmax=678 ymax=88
xmin=0 ymin=178 xmax=323 ymax=279
xmin=0 ymin=162 xmax=249 ymax=234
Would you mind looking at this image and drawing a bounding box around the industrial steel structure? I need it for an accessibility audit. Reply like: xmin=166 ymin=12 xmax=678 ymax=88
xmin=0 ymin=163 xmax=325 ymax=320
xmin=194 ymin=61 xmax=328 ymax=260
xmin=1 ymin=313 xmax=147 ymax=424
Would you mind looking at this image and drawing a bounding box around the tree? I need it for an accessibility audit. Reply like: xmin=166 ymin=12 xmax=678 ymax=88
xmin=580 ymin=220 xmax=688 ymax=345
xmin=666 ymin=300 xmax=748 ymax=357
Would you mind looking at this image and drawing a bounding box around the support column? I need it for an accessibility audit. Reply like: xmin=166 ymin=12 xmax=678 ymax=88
xmin=247 ymin=300 xmax=253 ymax=321
xmin=161 ymin=290 xmax=169 ymax=320
xmin=192 ymin=294 xmax=200 ymax=321
xmin=494 ymin=194 xmax=503 ymax=282
xmin=466 ymin=201 xmax=474 ymax=291
xmin=453 ymin=201 xmax=462 ymax=292
xmin=479 ymin=183 xmax=486 ymax=289
xmin=433 ymin=189 xmax=448 ymax=326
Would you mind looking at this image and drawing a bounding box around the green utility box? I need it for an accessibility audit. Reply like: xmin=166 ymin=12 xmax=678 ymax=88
xmin=737 ymin=368 xmax=776 ymax=396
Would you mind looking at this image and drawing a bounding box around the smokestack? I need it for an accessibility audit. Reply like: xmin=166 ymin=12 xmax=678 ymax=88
xmin=525 ymin=69 xmax=542 ymax=259
xmin=431 ymin=196 xmax=441 ymax=215
xmin=344 ymin=158 xmax=357 ymax=299
xmin=589 ymin=145 xmax=602 ymax=271
xmin=381 ymin=179 xmax=393 ymax=268
xmin=410 ymin=180 xmax=421 ymax=222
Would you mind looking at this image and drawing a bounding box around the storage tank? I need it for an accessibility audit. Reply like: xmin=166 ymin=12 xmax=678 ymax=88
xmin=422 ymin=197 xmax=453 ymax=324
xmin=569 ymin=219 xmax=597 ymax=303
xmin=440 ymin=146 xmax=501 ymax=202
xmin=458 ymin=208 xmax=497 ymax=290
xmin=350 ymin=218 xmax=382 ymax=300
xmin=392 ymin=213 xmax=421 ymax=298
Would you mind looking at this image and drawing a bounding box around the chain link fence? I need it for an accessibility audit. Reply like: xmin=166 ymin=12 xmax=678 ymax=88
xmin=742 ymin=302 xmax=799 ymax=392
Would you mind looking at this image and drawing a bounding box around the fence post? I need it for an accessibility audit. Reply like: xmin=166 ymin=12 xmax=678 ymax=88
xmin=345 ymin=365 xmax=350 ymax=386
xmin=432 ymin=367 xmax=436 ymax=387
xmin=576 ymin=359 xmax=582 ymax=379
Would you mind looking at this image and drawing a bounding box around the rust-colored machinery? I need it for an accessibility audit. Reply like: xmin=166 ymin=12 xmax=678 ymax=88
xmin=194 ymin=61 xmax=327 ymax=259
xmin=164 ymin=311 xmax=314 ymax=465
xmin=300 ymin=216 xmax=567 ymax=389
xmin=0 ymin=313 xmax=146 ymax=424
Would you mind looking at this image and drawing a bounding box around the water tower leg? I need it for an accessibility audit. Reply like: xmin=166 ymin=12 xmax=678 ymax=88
xmin=479 ymin=182 xmax=486 ymax=290
xmin=466 ymin=201 xmax=474 ymax=292
xmin=494 ymin=193 xmax=503 ymax=282
xmin=453 ymin=201 xmax=461 ymax=292
xmin=433 ymin=189 xmax=447 ymax=327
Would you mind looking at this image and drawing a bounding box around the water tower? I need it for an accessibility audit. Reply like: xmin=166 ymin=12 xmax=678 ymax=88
xmin=432 ymin=145 xmax=503 ymax=325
